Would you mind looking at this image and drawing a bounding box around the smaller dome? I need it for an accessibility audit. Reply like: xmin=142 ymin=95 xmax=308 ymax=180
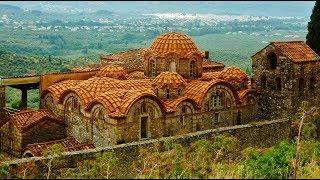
xmin=126 ymin=71 xmax=148 ymax=80
xmin=95 ymin=65 xmax=126 ymax=79
xmin=152 ymin=72 xmax=187 ymax=89
xmin=218 ymin=67 xmax=249 ymax=89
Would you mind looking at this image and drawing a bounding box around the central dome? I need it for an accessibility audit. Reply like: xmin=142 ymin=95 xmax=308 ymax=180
xmin=150 ymin=32 xmax=199 ymax=56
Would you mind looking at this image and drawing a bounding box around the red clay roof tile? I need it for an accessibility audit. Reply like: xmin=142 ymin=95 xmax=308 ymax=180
xmin=23 ymin=137 xmax=95 ymax=157
xmin=150 ymin=32 xmax=199 ymax=56
xmin=271 ymin=41 xmax=320 ymax=62
xmin=6 ymin=109 xmax=63 ymax=133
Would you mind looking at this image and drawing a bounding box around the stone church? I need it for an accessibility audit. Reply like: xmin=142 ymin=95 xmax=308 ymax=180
xmin=0 ymin=32 xmax=318 ymax=158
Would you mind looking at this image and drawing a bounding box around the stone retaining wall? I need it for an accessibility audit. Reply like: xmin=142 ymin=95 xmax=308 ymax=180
xmin=4 ymin=118 xmax=291 ymax=178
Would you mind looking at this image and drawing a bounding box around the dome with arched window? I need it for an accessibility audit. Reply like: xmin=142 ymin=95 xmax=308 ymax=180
xmin=218 ymin=67 xmax=249 ymax=90
xmin=143 ymin=32 xmax=203 ymax=79
xmin=152 ymin=72 xmax=187 ymax=99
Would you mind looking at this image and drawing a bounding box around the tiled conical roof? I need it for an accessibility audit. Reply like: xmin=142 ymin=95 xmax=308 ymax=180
xmin=218 ymin=67 xmax=249 ymax=89
xmin=150 ymin=32 xmax=199 ymax=56
xmin=95 ymin=65 xmax=127 ymax=79
xmin=152 ymin=72 xmax=187 ymax=89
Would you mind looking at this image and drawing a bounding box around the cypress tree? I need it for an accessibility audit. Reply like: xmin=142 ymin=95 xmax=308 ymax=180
xmin=306 ymin=1 xmax=320 ymax=55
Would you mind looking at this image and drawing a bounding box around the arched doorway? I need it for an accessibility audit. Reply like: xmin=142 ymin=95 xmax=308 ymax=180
xmin=140 ymin=116 xmax=149 ymax=139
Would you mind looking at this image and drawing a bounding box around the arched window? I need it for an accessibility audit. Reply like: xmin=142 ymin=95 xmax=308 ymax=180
xmin=190 ymin=60 xmax=195 ymax=78
xmin=309 ymin=77 xmax=316 ymax=91
xmin=267 ymin=52 xmax=277 ymax=69
xmin=261 ymin=75 xmax=267 ymax=88
xmin=299 ymin=78 xmax=305 ymax=92
xmin=141 ymin=102 xmax=146 ymax=113
xmin=169 ymin=61 xmax=176 ymax=72
xmin=150 ymin=60 xmax=156 ymax=77
xmin=212 ymin=91 xmax=222 ymax=108
xmin=275 ymin=77 xmax=281 ymax=91
xmin=166 ymin=89 xmax=170 ymax=99
xmin=65 ymin=96 xmax=79 ymax=112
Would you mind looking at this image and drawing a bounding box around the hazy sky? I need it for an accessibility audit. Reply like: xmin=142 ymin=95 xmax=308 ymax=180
xmin=0 ymin=1 xmax=315 ymax=17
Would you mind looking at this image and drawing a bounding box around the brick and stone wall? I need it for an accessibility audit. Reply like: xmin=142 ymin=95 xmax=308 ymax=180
xmin=4 ymin=118 xmax=291 ymax=178
xmin=0 ymin=85 xmax=6 ymax=119
xmin=21 ymin=121 xmax=67 ymax=148
xmin=252 ymin=44 xmax=320 ymax=119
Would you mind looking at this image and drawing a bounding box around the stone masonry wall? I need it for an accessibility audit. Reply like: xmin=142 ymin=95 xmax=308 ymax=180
xmin=4 ymin=118 xmax=291 ymax=178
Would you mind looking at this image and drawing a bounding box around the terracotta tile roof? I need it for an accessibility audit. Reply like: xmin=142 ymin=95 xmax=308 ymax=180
xmin=43 ymin=80 xmax=80 ymax=102
xmin=4 ymin=109 xmax=64 ymax=133
xmin=199 ymin=72 xmax=220 ymax=81
xmin=54 ymin=77 xmax=154 ymax=108
xmin=185 ymin=79 xmax=240 ymax=105
xmin=100 ymin=48 xmax=145 ymax=72
xmin=95 ymin=64 xmax=127 ymax=80
xmin=150 ymin=32 xmax=199 ymax=56
xmin=126 ymin=71 xmax=148 ymax=80
xmin=163 ymin=97 xmax=199 ymax=112
xmin=86 ymin=89 xmax=163 ymax=118
xmin=60 ymin=87 xmax=95 ymax=107
xmin=271 ymin=41 xmax=320 ymax=62
xmin=23 ymin=137 xmax=95 ymax=157
xmin=217 ymin=67 xmax=249 ymax=89
xmin=202 ymin=59 xmax=225 ymax=70
xmin=238 ymin=89 xmax=257 ymax=103
xmin=86 ymin=90 xmax=127 ymax=116
xmin=152 ymin=72 xmax=187 ymax=89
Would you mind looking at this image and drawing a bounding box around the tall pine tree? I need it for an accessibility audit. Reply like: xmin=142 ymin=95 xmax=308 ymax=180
xmin=306 ymin=1 xmax=320 ymax=55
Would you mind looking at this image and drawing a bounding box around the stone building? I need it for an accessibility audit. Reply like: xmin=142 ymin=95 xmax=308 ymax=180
xmin=36 ymin=32 xmax=257 ymax=151
xmin=252 ymin=41 xmax=320 ymax=119
xmin=0 ymin=109 xmax=66 ymax=157
xmin=7 ymin=32 xmax=316 ymax=157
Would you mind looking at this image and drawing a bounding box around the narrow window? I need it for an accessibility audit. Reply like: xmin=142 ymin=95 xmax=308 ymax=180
xmin=212 ymin=92 xmax=222 ymax=108
xmin=180 ymin=106 xmax=187 ymax=126
xmin=151 ymin=60 xmax=156 ymax=77
xmin=275 ymin=77 xmax=281 ymax=91
xmin=10 ymin=139 xmax=13 ymax=150
xmin=299 ymin=78 xmax=305 ymax=92
xmin=267 ymin=52 xmax=277 ymax=69
xmin=141 ymin=102 xmax=146 ymax=113
xmin=178 ymin=89 xmax=182 ymax=96
xmin=190 ymin=60 xmax=195 ymax=78
xmin=261 ymin=75 xmax=267 ymax=88
xmin=309 ymin=77 xmax=316 ymax=91
xmin=166 ymin=89 xmax=170 ymax=99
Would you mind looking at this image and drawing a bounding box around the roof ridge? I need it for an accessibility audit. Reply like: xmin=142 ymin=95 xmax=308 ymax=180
xmin=25 ymin=137 xmax=75 ymax=147
xmin=271 ymin=40 xmax=305 ymax=43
